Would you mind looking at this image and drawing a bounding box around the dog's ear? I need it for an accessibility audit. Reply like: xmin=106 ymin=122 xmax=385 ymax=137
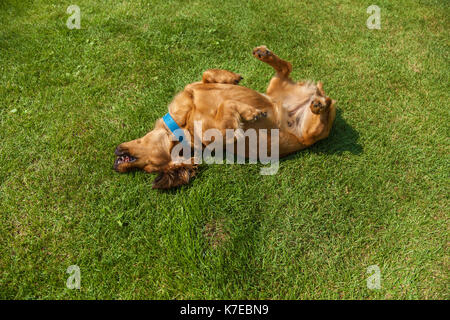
xmin=152 ymin=164 xmax=197 ymax=189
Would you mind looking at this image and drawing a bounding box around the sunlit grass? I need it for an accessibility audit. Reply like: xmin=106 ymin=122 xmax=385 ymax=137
xmin=0 ymin=0 xmax=448 ymax=299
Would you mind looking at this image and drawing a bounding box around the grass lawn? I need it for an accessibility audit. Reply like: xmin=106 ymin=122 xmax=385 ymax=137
xmin=0 ymin=0 xmax=448 ymax=299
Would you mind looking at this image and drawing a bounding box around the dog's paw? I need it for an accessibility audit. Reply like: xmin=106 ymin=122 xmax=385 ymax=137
xmin=233 ymin=75 xmax=244 ymax=85
xmin=242 ymin=108 xmax=268 ymax=122
xmin=310 ymin=97 xmax=332 ymax=115
xmin=252 ymin=45 xmax=273 ymax=61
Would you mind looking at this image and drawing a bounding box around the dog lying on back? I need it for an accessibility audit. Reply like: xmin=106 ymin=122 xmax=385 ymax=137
xmin=114 ymin=46 xmax=336 ymax=188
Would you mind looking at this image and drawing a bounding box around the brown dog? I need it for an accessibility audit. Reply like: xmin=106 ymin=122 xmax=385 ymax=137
xmin=114 ymin=46 xmax=336 ymax=188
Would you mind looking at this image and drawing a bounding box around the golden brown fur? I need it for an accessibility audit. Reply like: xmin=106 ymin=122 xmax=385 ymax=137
xmin=114 ymin=46 xmax=336 ymax=188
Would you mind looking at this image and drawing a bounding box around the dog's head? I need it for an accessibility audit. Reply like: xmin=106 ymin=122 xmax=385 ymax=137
xmin=114 ymin=120 xmax=196 ymax=189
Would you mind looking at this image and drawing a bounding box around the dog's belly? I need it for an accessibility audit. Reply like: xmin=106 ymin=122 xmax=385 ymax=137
xmin=187 ymin=83 xmax=273 ymax=113
xmin=184 ymin=83 xmax=308 ymax=157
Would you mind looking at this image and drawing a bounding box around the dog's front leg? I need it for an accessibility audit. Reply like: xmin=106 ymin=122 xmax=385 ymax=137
xmin=252 ymin=46 xmax=292 ymax=78
xmin=214 ymin=100 xmax=267 ymax=135
xmin=202 ymin=69 xmax=243 ymax=84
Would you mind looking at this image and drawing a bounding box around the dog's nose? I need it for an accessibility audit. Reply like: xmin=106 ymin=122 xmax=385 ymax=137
xmin=115 ymin=145 xmax=126 ymax=156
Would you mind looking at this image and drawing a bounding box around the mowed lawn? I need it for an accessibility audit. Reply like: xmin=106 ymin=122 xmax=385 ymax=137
xmin=0 ymin=0 xmax=448 ymax=299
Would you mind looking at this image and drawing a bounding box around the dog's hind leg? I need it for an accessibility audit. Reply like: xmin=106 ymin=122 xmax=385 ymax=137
xmin=300 ymin=100 xmax=337 ymax=147
xmin=202 ymin=69 xmax=243 ymax=84
xmin=252 ymin=46 xmax=292 ymax=78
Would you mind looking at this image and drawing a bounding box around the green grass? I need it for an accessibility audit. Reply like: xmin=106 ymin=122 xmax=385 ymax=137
xmin=0 ymin=0 xmax=448 ymax=299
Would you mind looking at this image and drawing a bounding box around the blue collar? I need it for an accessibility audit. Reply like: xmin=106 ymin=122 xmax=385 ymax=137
xmin=162 ymin=113 xmax=188 ymax=146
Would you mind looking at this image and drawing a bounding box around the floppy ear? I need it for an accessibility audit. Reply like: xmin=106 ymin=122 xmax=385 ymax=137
xmin=152 ymin=163 xmax=198 ymax=189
